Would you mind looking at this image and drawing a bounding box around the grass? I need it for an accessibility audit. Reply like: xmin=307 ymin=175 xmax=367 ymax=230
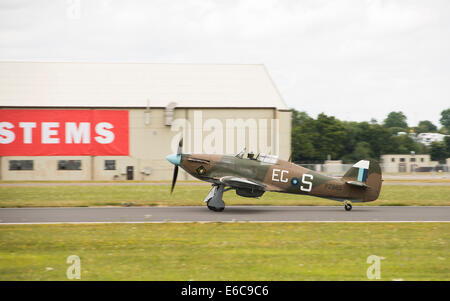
xmin=0 ymin=185 xmax=449 ymax=207
xmin=0 ymin=223 xmax=448 ymax=281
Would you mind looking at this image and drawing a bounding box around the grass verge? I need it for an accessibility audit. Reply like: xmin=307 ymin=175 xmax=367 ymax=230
xmin=0 ymin=223 xmax=448 ymax=281
xmin=0 ymin=185 xmax=449 ymax=207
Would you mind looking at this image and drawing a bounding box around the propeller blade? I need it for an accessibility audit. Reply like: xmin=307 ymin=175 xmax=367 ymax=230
xmin=171 ymin=165 xmax=178 ymax=194
xmin=177 ymin=138 xmax=183 ymax=155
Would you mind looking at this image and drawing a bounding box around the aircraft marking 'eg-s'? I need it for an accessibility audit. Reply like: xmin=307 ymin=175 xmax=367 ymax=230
xmin=166 ymin=139 xmax=382 ymax=211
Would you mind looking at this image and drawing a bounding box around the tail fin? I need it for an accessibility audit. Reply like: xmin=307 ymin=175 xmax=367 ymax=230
xmin=343 ymin=159 xmax=383 ymax=202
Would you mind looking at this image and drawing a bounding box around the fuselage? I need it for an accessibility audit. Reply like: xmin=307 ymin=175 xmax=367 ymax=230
xmin=178 ymin=154 xmax=377 ymax=202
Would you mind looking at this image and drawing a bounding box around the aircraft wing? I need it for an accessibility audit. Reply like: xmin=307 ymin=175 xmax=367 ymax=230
xmin=219 ymin=176 xmax=266 ymax=190
xmin=345 ymin=181 xmax=368 ymax=188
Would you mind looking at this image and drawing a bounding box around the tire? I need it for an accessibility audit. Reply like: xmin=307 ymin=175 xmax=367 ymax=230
xmin=207 ymin=199 xmax=215 ymax=211
xmin=344 ymin=203 xmax=352 ymax=211
xmin=207 ymin=200 xmax=225 ymax=212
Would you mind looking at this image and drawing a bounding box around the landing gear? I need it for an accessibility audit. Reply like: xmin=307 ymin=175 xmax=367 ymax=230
xmin=344 ymin=201 xmax=352 ymax=211
xmin=204 ymin=185 xmax=226 ymax=212
xmin=207 ymin=199 xmax=224 ymax=212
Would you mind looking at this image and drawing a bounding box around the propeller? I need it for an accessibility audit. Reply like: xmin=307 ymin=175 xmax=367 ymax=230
xmin=171 ymin=164 xmax=178 ymax=194
xmin=177 ymin=138 xmax=183 ymax=155
xmin=170 ymin=138 xmax=183 ymax=194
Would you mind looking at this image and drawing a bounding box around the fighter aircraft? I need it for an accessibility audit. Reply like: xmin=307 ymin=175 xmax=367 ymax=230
xmin=166 ymin=140 xmax=382 ymax=212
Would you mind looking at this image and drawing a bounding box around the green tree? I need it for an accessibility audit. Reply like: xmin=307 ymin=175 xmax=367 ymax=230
xmin=445 ymin=136 xmax=450 ymax=158
xmin=341 ymin=141 xmax=372 ymax=162
xmin=357 ymin=123 xmax=395 ymax=158
xmin=290 ymin=108 xmax=428 ymax=163
xmin=430 ymin=141 xmax=448 ymax=163
xmin=290 ymin=110 xmax=347 ymax=162
xmin=390 ymin=135 xmax=421 ymax=154
xmin=312 ymin=113 xmax=347 ymax=161
xmin=415 ymin=120 xmax=438 ymax=134
xmin=388 ymin=127 xmax=408 ymax=135
xmin=291 ymin=110 xmax=311 ymax=127
xmin=291 ymin=111 xmax=315 ymax=162
xmin=440 ymin=108 xmax=450 ymax=132
xmin=341 ymin=121 xmax=361 ymax=159
xmin=291 ymin=128 xmax=315 ymax=162
xmin=383 ymin=111 xmax=408 ymax=130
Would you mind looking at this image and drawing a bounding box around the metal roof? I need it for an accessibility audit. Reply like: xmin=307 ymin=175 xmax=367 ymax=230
xmin=0 ymin=62 xmax=288 ymax=110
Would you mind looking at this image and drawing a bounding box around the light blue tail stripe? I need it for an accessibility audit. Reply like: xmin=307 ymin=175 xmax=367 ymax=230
xmin=357 ymin=168 xmax=364 ymax=182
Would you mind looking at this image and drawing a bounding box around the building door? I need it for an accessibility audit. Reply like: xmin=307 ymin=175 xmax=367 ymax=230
xmin=126 ymin=166 xmax=134 ymax=180
xmin=398 ymin=163 xmax=406 ymax=173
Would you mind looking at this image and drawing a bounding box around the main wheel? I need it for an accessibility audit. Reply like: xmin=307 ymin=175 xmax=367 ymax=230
xmin=207 ymin=200 xmax=225 ymax=212
xmin=207 ymin=206 xmax=224 ymax=212
xmin=344 ymin=203 xmax=352 ymax=211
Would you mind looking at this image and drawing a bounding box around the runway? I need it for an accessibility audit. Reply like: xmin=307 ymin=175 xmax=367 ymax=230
xmin=0 ymin=206 xmax=449 ymax=224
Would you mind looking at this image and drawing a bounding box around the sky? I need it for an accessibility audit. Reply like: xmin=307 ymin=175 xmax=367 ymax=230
xmin=0 ymin=0 xmax=449 ymax=126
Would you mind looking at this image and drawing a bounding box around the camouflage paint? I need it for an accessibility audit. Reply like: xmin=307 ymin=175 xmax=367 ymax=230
xmin=178 ymin=154 xmax=382 ymax=203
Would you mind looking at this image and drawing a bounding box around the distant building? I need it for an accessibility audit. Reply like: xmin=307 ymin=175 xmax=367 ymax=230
xmin=380 ymin=154 xmax=439 ymax=173
xmin=416 ymin=133 xmax=448 ymax=146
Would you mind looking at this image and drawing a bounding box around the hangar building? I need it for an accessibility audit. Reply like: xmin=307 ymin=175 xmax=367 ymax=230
xmin=0 ymin=62 xmax=291 ymax=181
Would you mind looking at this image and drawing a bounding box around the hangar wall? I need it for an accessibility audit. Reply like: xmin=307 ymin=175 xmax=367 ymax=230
xmin=0 ymin=107 xmax=291 ymax=181
xmin=0 ymin=62 xmax=291 ymax=181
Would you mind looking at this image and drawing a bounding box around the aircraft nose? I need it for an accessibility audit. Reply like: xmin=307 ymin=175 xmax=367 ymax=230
xmin=166 ymin=154 xmax=181 ymax=166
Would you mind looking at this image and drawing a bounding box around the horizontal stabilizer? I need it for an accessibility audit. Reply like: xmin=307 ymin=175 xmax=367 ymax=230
xmin=346 ymin=181 xmax=368 ymax=188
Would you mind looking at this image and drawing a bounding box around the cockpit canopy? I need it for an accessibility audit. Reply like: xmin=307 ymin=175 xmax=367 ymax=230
xmin=256 ymin=153 xmax=278 ymax=164
xmin=235 ymin=148 xmax=278 ymax=164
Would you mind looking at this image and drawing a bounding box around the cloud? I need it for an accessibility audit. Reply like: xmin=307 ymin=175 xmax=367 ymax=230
xmin=0 ymin=0 xmax=449 ymax=126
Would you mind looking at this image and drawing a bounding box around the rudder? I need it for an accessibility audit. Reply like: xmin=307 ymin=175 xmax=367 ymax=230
xmin=343 ymin=159 xmax=383 ymax=202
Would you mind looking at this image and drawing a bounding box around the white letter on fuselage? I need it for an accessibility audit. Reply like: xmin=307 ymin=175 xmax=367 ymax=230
xmin=272 ymin=169 xmax=289 ymax=183
xmin=280 ymin=170 xmax=289 ymax=183
xmin=0 ymin=122 xmax=15 ymax=144
xmin=66 ymin=122 xmax=90 ymax=144
xmin=42 ymin=122 xmax=60 ymax=144
xmin=300 ymin=174 xmax=313 ymax=192
xmin=19 ymin=122 xmax=36 ymax=144
xmin=272 ymin=169 xmax=280 ymax=182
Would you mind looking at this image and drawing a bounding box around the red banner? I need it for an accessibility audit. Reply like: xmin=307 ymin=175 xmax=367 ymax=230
xmin=0 ymin=110 xmax=129 ymax=156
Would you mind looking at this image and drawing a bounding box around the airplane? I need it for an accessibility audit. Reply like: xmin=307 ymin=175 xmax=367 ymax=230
xmin=166 ymin=139 xmax=382 ymax=212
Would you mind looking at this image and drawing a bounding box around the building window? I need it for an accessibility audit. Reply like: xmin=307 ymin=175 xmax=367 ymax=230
xmin=58 ymin=160 xmax=81 ymax=170
xmin=104 ymin=160 xmax=116 ymax=170
xmin=391 ymin=158 xmax=395 ymax=162
xmin=410 ymin=158 xmax=416 ymax=162
xmin=400 ymin=158 xmax=405 ymax=162
xmin=9 ymin=160 xmax=33 ymax=170
xmin=421 ymin=158 xmax=424 ymax=162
